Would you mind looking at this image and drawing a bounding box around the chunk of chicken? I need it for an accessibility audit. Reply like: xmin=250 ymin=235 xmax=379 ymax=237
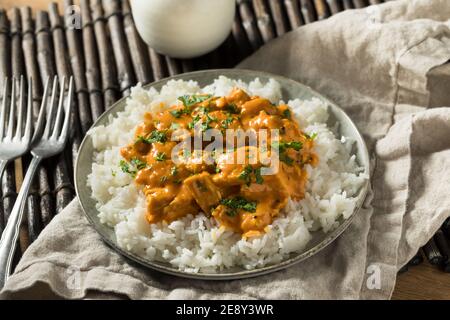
xmin=184 ymin=172 xmax=222 ymax=214
xmin=163 ymin=184 xmax=199 ymax=222
xmin=145 ymin=187 xmax=176 ymax=223
xmin=240 ymin=98 xmax=278 ymax=119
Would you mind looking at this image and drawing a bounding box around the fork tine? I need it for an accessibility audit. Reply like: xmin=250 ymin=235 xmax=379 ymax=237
xmin=32 ymin=77 xmax=50 ymax=144
xmin=14 ymin=76 xmax=25 ymax=139
xmin=6 ymin=77 xmax=16 ymax=139
xmin=51 ymin=76 xmax=66 ymax=139
xmin=58 ymin=76 xmax=74 ymax=144
xmin=23 ymin=77 xmax=33 ymax=142
xmin=0 ymin=78 xmax=8 ymax=139
xmin=42 ymin=76 xmax=59 ymax=139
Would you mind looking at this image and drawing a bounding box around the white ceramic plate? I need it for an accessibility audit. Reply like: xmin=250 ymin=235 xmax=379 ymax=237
xmin=75 ymin=69 xmax=370 ymax=280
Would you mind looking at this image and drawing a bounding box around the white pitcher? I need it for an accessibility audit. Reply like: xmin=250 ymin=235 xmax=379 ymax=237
xmin=130 ymin=0 xmax=236 ymax=59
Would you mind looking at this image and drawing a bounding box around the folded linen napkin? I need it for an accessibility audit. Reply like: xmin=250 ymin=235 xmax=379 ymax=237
xmin=1 ymin=0 xmax=449 ymax=299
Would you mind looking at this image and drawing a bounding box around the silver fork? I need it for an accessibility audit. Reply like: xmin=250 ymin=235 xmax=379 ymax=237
xmin=0 ymin=77 xmax=33 ymax=179
xmin=0 ymin=76 xmax=74 ymax=289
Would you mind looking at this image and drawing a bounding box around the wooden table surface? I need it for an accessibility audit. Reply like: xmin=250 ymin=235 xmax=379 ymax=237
xmin=1 ymin=0 xmax=449 ymax=300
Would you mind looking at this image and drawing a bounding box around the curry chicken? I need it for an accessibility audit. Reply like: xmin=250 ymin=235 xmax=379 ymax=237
xmin=120 ymin=89 xmax=318 ymax=238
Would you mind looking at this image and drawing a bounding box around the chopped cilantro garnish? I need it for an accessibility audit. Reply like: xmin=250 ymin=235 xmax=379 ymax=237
xmin=137 ymin=130 xmax=167 ymax=144
xmin=155 ymin=152 xmax=166 ymax=162
xmin=199 ymin=106 xmax=210 ymax=114
xmin=279 ymin=153 xmax=294 ymax=165
xmin=131 ymin=158 xmax=147 ymax=170
xmin=285 ymin=141 xmax=303 ymax=151
xmin=220 ymin=196 xmax=257 ymax=217
xmin=198 ymin=114 xmax=217 ymax=131
xmin=136 ymin=136 xmax=147 ymax=144
xmin=272 ymin=140 xmax=299 ymax=166
xmin=170 ymin=110 xmax=182 ymax=118
xmin=200 ymin=122 xmax=211 ymax=131
xmin=160 ymin=176 xmax=168 ymax=183
xmin=119 ymin=160 xmax=137 ymax=177
xmin=170 ymin=166 xmax=178 ymax=176
xmin=188 ymin=113 xmax=217 ymax=132
xmin=225 ymin=103 xmax=239 ymax=114
xmin=178 ymin=94 xmax=212 ymax=108
xmin=239 ymin=165 xmax=253 ymax=186
xmin=254 ymin=167 xmax=264 ymax=184
xmin=282 ymin=109 xmax=291 ymax=119
xmin=188 ymin=114 xmax=201 ymax=129
xmin=206 ymin=114 xmax=217 ymax=123
xmin=221 ymin=115 xmax=234 ymax=129
xmin=238 ymin=165 xmax=264 ymax=185
xmin=273 ymin=140 xmax=303 ymax=153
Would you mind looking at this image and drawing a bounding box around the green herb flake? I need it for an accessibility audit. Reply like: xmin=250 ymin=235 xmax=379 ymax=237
xmin=155 ymin=152 xmax=166 ymax=162
xmin=178 ymin=94 xmax=212 ymax=108
xmin=273 ymin=140 xmax=303 ymax=153
xmin=239 ymin=165 xmax=265 ymax=185
xmin=279 ymin=153 xmax=294 ymax=166
xmin=170 ymin=166 xmax=178 ymax=176
xmin=200 ymin=122 xmax=211 ymax=132
xmin=206 ymin=114 xmax=217 ymax=123
xmin=196 ymin=113 xmax=217 ymax=132
xmin=119 ymin=160 xmax=137 ymax=177
xmin=131 ymin=158 xmax=147 ymax=170
xmin=220 ymin=196 xmax=257 ymax=217
xmin=286 ymin=141 xmax=303 ymax=151
xmin=225 ymin=209 xmax=238 ymax=217
xmin=188 ymin=114 xmax=201 ymax=129
xmin=199 ymin=106 xmax=210 ymax=115
xmin=225 ymin=103 xmax=239 ymax=114
xmin=272 ymin=140 xmax=299 ymax=165
xmin=254 ymin=168 xmax=264 ymax=184
xmin=282 ymin=109 xmax=291 ymax=119
xmin=239 ymin=165 xmax=253 ymax=186
xmin=221 ymin=115 xmax=234 ymax=129
xmin=137 ymin=130 xmax=168 ymax=144
xmin=170 ymin=110 xmax=182 ymax=118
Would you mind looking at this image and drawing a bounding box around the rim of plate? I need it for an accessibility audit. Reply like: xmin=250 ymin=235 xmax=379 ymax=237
xmin=75 ymin=69 xmax=370 ymax=280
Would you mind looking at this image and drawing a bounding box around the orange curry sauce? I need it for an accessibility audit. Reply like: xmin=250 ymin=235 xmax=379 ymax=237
xmin=120 ymin=89 xmax=318 ymax=238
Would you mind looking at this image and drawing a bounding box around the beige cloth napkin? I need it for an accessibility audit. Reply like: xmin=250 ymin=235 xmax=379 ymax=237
xmin=1 ymin=0 xmax=450 ymax=300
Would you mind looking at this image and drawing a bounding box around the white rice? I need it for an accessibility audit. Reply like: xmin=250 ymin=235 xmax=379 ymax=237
xmin=87 ymin=76 xmax=367 ymax=273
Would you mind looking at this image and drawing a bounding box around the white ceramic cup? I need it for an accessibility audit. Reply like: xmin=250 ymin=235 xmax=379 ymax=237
xmin=130 ymin=0 xmax=236 ymax=59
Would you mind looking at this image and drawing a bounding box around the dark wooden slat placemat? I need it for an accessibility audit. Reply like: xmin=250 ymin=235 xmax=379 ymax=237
xmin=0 ymin=0 xmax=449 ymax=278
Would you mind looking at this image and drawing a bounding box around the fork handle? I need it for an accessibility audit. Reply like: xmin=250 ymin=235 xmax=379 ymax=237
xmin=0 ymin=156 xmax=41 ymax=290
xmin=0 ymin=160 xmax=7 ymax=180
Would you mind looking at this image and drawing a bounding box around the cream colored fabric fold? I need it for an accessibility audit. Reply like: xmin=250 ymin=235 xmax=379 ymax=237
xmin=1 ymin=0 xmax=449 ymax=300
